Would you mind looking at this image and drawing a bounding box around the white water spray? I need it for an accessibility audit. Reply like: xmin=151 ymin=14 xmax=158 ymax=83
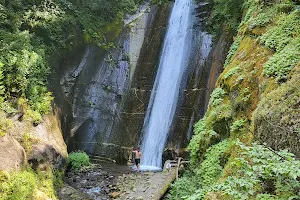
xmin=140 ymin=0 xmax=193 ymax=169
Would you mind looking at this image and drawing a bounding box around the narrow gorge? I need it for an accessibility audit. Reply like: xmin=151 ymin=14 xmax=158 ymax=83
xmin=0 ymin=0 xmax=299 ymax=199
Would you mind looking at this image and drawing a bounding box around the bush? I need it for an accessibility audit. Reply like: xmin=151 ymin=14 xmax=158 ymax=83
xmin=68 ymin=151 xmax=90 ymax=170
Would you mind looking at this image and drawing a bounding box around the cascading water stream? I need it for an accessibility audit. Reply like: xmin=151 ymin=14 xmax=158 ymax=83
xmin=140 ymin=0 xmax=193 ymax=169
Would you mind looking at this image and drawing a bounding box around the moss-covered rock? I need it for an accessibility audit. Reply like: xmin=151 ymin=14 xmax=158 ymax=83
xmin=170 ymin=1 xmax=300 ymax=199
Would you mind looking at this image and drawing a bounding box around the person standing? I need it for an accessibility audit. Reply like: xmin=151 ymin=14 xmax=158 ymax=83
xmin=132 ymin=147 xmax=142 ymax=172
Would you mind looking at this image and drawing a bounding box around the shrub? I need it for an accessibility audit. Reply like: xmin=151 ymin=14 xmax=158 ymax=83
xmin=0 ymin=113 xmax=12 ymax=137
xmin=68 ymin=151 xmax=90 ymax=170
xmin=167 ymin=171 xmax=200 ymax=200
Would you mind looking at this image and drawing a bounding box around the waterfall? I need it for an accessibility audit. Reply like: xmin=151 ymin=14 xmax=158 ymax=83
xmin=140 ymin=0 xmax=193 ymax=169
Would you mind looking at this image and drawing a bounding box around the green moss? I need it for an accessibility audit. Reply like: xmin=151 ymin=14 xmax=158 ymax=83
xmin=0 ymin=113 xmax=12 ymax=137
xmin=0 ymin=170 xmax=36 ymax=200
xmin=224 ymin=36 xmax=242 ymax=67
xmin=20 ymin=132 xmax=39 ymax=155
xmin=224 ymin=65 xmax=241 ymax=79
xmin=0 ymin=167 xmax=64 ymax=200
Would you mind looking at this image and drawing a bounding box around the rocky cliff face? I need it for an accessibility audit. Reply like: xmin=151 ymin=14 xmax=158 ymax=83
xmin=51 ymin=2 xmax=233 ymax=163
xmin=51 ymin=4 xmax=171 ymax=162
xmin=0 ymin=109 xmax=67 ymax=171
xmin=164 ymin=2 xmax=232 ymax=155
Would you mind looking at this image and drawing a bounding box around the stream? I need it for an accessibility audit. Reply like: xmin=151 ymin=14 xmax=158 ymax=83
xmin=58 ymin=159 xmax=176 ymax=200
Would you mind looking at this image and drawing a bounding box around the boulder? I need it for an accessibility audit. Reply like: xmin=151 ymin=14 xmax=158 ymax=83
xmin=0 ymin=134 xmax=26 ymax=170
xmin=110 ymin=191 xmax=121 ymax=198
xmin=6 ymin=108 xmax=68 ymax=170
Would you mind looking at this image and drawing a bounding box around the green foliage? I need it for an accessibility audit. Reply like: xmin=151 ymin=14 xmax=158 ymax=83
xmin=170 ymin=140 xmax=232 ymax=199
xmin=206 ymin=102 xmax=233 ymax=129
xmin=68 ymin=151 xmax=90 ymax=170
xmin=0 ymin=30 xmax=52 ymax=121
xmin=178 ymin=142 xmax=300 ymax=200
xmin=253 ymin=66 xmax=300 ymax=135
xmin=263 ymin=39 xmax=300 ymax=82
xmin=200 ymin=0 xmax=245 ymax=36
xmin=0 ymin=62 xmax=4 ymax=103
xmin=211 ymin=142 xmax=300 ymax=200
xmin=248 ymin=5 xmax=278 ymax=28
xmin=196 ymin=140 xmax=231 ymax=187
xmin=258 ymin=9 xmax=300 ymax=82
xmin=233 ymin=87 xmax=252 ymax=110
xmin=189 ymin=119 xmax=206 ymax=161
xmin=0 ymin=0 xmax=144 ymax=123
xmin=0 ymin=167 xmax=63 ymax=200
xmin=241 ymin=0 xmax=258 ymax=26
xmin=0 ymin=170 xmax=36 ymax=200
xmin=224 ymin=65 xmax=241 ymax=79
xmin=20 ymin=132 xmax=39 ymax=154
xmin=230 ymin=119 xmax=247 ymax=136
xmin=167 ymin=171 xmax=200 ymax=200
xmin=0 ymin=113 xmax=12 ymax=137
xmin=208 ymin=88 xmax=226 ymax=107
xmin=189 ymin=119 xmax=220 ymax=166
xmin=224 ymin=36 xmax=242 ymax=67
xmin=150 ymin=0 xmax=170 ymax=5
xmin=260 ymin=10 xmax=300 ymax=52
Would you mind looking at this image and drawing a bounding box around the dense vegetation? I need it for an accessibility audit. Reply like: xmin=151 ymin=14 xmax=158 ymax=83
xmin=196 ymin=0 xmax=244 ymax=38
xmin=0 ymin=167 xmax=64 ymax=200
xmin=168 ymin=0 xmax=300 ymax=199
xmin=68 ymin=151 xmax=90 ymax=170
xmin=0 ymin=0 xmax=145 ymax=124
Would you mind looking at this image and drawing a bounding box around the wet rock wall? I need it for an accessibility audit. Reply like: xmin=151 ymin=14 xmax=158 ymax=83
xmin=51 ymin=4 xmax=171 ymax=162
